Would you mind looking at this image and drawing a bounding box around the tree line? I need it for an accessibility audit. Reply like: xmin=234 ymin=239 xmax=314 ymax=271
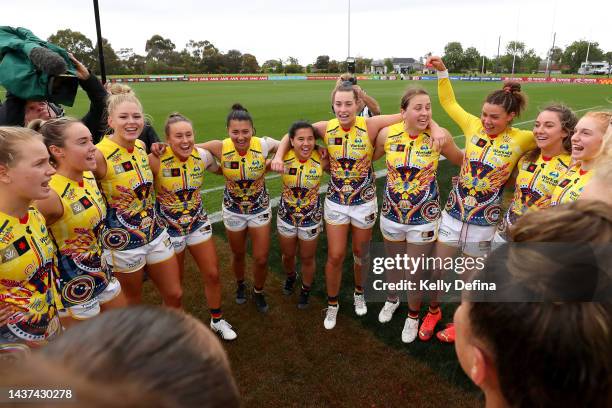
xmin=441 ymin=40 xmax=611 ymax=74
xmin=46 ymin=29 xmax=610 ymax=75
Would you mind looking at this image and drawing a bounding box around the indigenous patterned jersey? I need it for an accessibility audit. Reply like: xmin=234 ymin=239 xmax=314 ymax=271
xmin=154 ymin=147 xmax=212 ymax=237
xmin=49 ymin=172 xmax=109 ymax=307
xmin=221 ymin=137 xmax=269 ymax=214
xmin=382 ymin=123 xmax=441 ymax=225
xmin=96 ymin=137 xmax=162 ymax=250
xmin=0 ymin=207 xmax=60 ymax=345
xmin=504 ymin=152 xmax=571 ymax=227
xmin=324 ymin=116 xmax=375 ymax=206
xmin=438 ymin=75 xmax=536 ymax=226
xmin=550 ymin=164 xmax=593 ymax=205
xmin=278 ymin=149 xmax=323 ymax=227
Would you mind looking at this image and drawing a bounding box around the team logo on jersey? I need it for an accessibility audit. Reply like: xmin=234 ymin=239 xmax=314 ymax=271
xmin=0 ymin=246 xmax=17 ymax=262
xmin=390 ymin=144 xmax=405 ymax=152
xmin=526 ymin=163 xmax=537 ymax=173
xmin=13 ymin=236 xmax=30 ymax=255
xmin=475 ymin=138 xmax=487 ymax=148
xmin=114 ymin=161 xmax=134 ymax=174
xmin=289 ymin=168 xmax=298 ymax=175
xmin=162 ymin=168 xmax=181 ymax=177
xmin=72 ymin=196 xmax=93 ymax=215
xmin=62 ymin=275 xmax=95 ymax=304
xmin=224 ymin=161 xmax=240 ymax=169
xmin=329 ymin=137 xmax=343 ymax=146
xmin=1 ymin=236 xmax=30 ymax=262
xmin=558 ymin=179 xmax=571 ymax=188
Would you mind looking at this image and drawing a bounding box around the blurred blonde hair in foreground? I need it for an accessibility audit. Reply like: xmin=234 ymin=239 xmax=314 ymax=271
xmin=0 ymin=306 xmax=239 ymax=408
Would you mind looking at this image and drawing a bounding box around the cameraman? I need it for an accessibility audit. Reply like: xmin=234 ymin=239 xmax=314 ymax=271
xmin=0 ymin=54 xmax=107 ymax=142
xmin=334 ymin=73 xmax=381 ymax=117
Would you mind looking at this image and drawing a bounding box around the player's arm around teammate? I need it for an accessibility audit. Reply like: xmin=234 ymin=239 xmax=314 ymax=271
xmin=272 ymin=82 xmax=446 ymax=330
xmin=274 ymin=121 xmax=329 ymax=309
xmin=493 ymin=105 xmax=577 ymax=243
xmin=372 ymin=87 xmax=462 ymax=343
xmin=196 ymin=104 xmax=280 ymax=313
xmin=422 ymin=56 xmax=535 ymax=343
xmin=92 ymin=87 xmax=182 ymax=308
xmin=32 ymin=118 xmax=126 ymax=329
xmin=0 ymin=127 xmax=61 ymax=354
xmin=148 ymin=113 xmax=237 ymax=340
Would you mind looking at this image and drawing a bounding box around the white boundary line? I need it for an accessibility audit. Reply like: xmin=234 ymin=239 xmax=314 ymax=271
xmin=206 ymin=104 xmax=602 ymax=223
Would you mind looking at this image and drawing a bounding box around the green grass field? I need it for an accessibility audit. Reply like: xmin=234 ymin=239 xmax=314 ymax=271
xmin=57 ymin=80 xmax=611 ymax=406
xmin=63 ymin=79 xmax=610 ymax=216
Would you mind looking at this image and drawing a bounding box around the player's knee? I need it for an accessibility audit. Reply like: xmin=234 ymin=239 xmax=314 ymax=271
xmin=203 ymin=268 xmax=220 ymax=285
xmin=163 ymin=287 xmax=183 ymax=307
xmin=327 ymin=251 xmax=345 ymax=267
xmin=300 ymin=255 xmax=315 ymax=268
xmin=253 ymin=255 xmax=268 ymax=269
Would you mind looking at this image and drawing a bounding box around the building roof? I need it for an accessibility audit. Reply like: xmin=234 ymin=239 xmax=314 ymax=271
xmin=392 ymin=58 xmax=416 ymax=64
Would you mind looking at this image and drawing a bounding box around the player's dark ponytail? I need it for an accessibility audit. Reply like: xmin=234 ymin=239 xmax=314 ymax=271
xmin=226 ymin=103 xmax=254 ymax=130
xmin=485 ymin=81 xmax=527 ymax=118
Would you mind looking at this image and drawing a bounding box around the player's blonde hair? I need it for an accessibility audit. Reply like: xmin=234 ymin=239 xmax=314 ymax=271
xmin=0 ymin=126 xmax=43 ymax=167
xmin=106 ymin=83 xmax=143 ymax=117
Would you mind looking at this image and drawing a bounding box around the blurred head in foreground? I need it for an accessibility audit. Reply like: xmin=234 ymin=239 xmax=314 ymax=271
xmin=0 ymin=306 xmax=239 ymax=408
xmin=453 ymin=200 xmax=612 ymax=408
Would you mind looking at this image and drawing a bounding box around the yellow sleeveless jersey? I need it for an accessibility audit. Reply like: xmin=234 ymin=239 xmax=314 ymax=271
xmin=550 ymin=164 xmax=593 ymax=205
xmin=96 ymin=137 xmax=162 ymax=250
xmin=324 ymin=116 xmax=375 ymax=205
xmin=221 ymin=137 xmax=269 ymax=214
xmin=0 ymin=207 xmax=61 ymax=345
xmin=48 ymin=171 xmax=109 ymax=307
xmin=504 ymin=152 xmax=571 ymax=226
xmin=154 ymin=147 xmax=210 ymax=237
xmin=382 ymin=123 xmax=441 ymax=225
xmin=278 ymin=149 xmax=323 ymax=227
xmin=438 ymin=76 xmax=536 ymax=226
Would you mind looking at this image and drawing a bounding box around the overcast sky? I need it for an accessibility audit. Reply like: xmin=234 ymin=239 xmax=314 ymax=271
xmin=5 ymin=0 xmax=611 ymax=65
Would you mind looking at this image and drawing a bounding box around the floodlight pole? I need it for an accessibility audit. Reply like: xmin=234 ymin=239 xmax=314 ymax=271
xmin=585 ymin=41 xmax=591 ymax=64
xmin=93 ymin=0 xmax=107 ymax=84
xmin=496 ymin=35 xmax=501 ymax=74
xmin=545 ymin=32 xmax=556 ymax=79
xmin=347 ymin=0 xmax=351 ymax=59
